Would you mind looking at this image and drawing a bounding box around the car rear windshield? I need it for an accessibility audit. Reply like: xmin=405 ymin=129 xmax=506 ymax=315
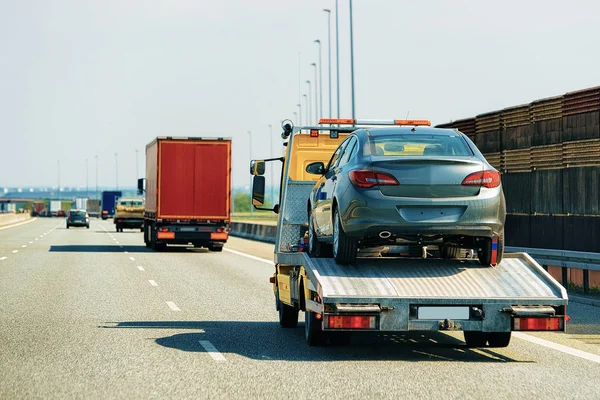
xmin=70 ymin=211 xmax=86 ymax=218
xmin=118 ymin=200 xmax=144 ymax=206
xmin=369 ymin=134 xmax=472 ymax=157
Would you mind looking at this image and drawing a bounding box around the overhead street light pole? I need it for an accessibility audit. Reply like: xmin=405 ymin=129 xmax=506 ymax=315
xmin=306 ymin=80 xmax=312 ymax=125
xmin=349 ymin=0 xmax=356 ymax=120
xmin=293 ymin=111 xmax=298 ymax=125
xmin=314 ymin=40 xmax=323 ymax=121
xmin=303 ymin=94 xmax=308 ymax=126
xmin=323 ymin=9 xmax=332 ymax=118
xmin=297 ymin=103 xmax=302 ymax=127
xmin=311 ymin=63 xmax=318 ymax=123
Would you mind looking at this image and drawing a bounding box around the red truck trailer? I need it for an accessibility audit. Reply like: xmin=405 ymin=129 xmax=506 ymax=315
xmin=141 ymin=137 xmax=232 ymax=252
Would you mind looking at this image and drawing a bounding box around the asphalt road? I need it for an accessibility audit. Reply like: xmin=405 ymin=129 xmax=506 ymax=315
xmin=1 ymin=218 xmax=599 ymax=399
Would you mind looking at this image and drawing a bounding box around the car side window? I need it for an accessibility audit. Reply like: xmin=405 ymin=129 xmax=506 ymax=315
xmin=338 ymin=137 xmax=358 ymax=166
xmin=325 ymin=139 xmax=349 ymax=171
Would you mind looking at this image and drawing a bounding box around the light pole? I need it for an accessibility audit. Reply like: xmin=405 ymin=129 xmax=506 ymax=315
xmin=95 ymin=155 xmax=99 ymax=200
xmin=349 ymin=0 xmax=356 ymax=120
xmin=114 ymin=153 xmax=118 ymax=190
xmin=247 ymin=130 xmax=253 ymax=216
xmin=268 ymin=124 xmax=274 ymax=208
xmin=323 ymin=9 xmax=332 ymax=118
xmin=314 ymin=40 xmax=323 ymax=121
xmin=293 ymin=111 xmax=298 ymax=125
xmin=297 ymin=103 xmax=302 ymax=127
xmin=303 ymin=94 xmax=308 ymax=127
xmin=311 ymin=63 xmax=318 ymax=122
xmin=335 ymin=0 xmax=340 ymax=118
xmin=306 ymin=80 xmax=312 ymax=125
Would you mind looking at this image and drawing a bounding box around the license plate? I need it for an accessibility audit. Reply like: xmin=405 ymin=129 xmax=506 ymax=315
xmin=417 ymin=307 xmax=469 ymax=320
xmin=179 ymin=227 xmax=197 ymax=232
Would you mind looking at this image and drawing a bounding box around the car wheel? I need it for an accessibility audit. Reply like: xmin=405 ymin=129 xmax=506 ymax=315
xmin=305 ymin=310 xmax=328 ymax=346
xmin=86 ymin=225 xmax=90 ymax=229
xmin=487 ymin=332 xmax=511 ymax=347
xmin=464 ymin=331 xmax=489 ymax=347
xmin=66 ymin=224 xmax=69 ymax=229
xmin=333 ymin=208 xmax=357 ymax=265
xmin=308 ymin=211 xmax=323 ymax=257
xmin=209 ymin=244 xmax=223 ymax=252
xmin=478 ymin=231 xmax=504 ymax=266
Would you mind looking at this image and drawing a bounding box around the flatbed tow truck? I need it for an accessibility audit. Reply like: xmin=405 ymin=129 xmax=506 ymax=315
xmin=251 ymin=119 xmax=568 ymax=347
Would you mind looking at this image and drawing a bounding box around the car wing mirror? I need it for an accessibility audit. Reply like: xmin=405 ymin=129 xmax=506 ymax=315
xmin=306 ymin=161 xmax=325 ymax=175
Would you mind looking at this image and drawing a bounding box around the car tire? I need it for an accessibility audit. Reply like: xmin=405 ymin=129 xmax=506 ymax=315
xmin=464 ymin=331 xmax=489 ymax=347
xmin=66 ymin=224 xmax=69 ymax=229
xmin=308 ymin=211 xmax=323 ymax=257
xmin=478 ymin=230 xmax=504 ymax=266
xmin=305 ymin=310 xmax=328 ymax=346
xmin=86 ymin=225 xmax=90 ymax=229
xmin=333 ymin=208 xmax=357 ymax=265
xmin=487 ymin=332 xmax=511 ymax=347
xmin=209 ymin=244 xmax=223 ymax=252
xmin=277 ymin=287 xmax=299 ymax=328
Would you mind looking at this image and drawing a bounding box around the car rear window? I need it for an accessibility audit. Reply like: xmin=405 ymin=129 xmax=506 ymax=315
xmin=369 ymin=134 xmax=472 ymax=157
xmin=70 ymin=211 xmax=86 ymax=217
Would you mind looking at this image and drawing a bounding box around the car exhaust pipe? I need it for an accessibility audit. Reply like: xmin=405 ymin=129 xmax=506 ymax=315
xmin=379 ymin=231 xmax=392 ymax=239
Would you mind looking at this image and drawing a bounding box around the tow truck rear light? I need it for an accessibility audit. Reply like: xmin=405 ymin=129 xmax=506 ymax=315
xmin=462 ymin=170 xmax=501 ymax=189
xmin=318 ymin=118 xmax=431 ymax=126
xmin=319 ymin=118 xmax=356 ymax=124
xmin=349 ymin=170 xmax=399 ymax=188
xmin=310 ymin=129 xmax=319 ymax=137
xmin=326 ymin=315 xmax=377 ymax=329
xmin=394 ymin=119 xmax=431 ymax=126
xmin=513 ymin=317 xmax=564 ymax=331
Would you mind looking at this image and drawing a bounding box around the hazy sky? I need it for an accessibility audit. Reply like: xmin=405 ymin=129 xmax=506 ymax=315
xmin=1 ymin=0 xmax=599 ymax=189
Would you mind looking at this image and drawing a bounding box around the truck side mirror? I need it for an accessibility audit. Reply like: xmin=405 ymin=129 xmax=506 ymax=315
xmin=252 ymin=176 xmax=265 ymax=206
xmin=250 ymin=160 xmax=266 ymax=176
xmin=306 ymin=161 xmax=325 ymax=175
xmin=137 ymin=178 xmax=145 ymax=194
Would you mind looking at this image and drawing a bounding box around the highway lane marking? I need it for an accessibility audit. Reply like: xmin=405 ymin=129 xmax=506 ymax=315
xmin=29 ymin=241 xmax=33 ymax=244
xmin=21 ymin=245 xmax=27 ymax=248
xmin=129 ymin=257 xmax=135 ymax=261
xmin=148 ymin=280 xmax=158 ymax=287
xmin=514 ymin=332 xmax=600 ymax=364
xmin=0 ymin=257 xmax=7 ymax=261
xmin=12 ymin=250 xmax=18 ymax=254
xmin=35 ymin=238 xmax=38 ymax=240
xmin=199 ymin=341 xmax=226 ymax=362
xmin=223 ymin=248 xmax=274 ymax=265
xmin=166 ymin=301 xmax=181 ymax=311
xmin=124 ymin=250 xmax=128 ymax=253
xmin=137 ymin=266 xmax=145 ymax=271
xmin=0 ymin=218 xmax=38 ymax=231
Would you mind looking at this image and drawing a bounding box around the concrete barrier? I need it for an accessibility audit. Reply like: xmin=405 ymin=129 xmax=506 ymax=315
xmin=0 ymin=213 xmax=32 ymax=228
xmin=230 ymin=221 xmax=277 ymax=244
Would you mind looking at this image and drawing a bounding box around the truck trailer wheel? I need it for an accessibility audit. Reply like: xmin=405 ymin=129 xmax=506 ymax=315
xmin=305 ymin=310 xmax=328 ymax=346
xmin=487 ymin=332 xmax=511 ymax=348
xmin=332 ymin=208 xmax=357 ymax=265
xmin=277 ymin=287 xmax=298 ymax=328
xmin=463 ymin=331 xmax=489 ymax=347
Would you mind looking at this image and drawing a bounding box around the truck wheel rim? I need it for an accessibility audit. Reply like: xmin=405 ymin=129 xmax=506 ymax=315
xmin=333 ymin=212 xmax=339 ymax=257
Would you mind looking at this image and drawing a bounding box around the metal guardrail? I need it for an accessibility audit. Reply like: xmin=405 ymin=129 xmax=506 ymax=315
xmin=506 ymin=246 xmax=600 ymax=293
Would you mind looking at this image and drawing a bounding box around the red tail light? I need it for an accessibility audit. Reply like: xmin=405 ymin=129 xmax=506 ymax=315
xmin=513 ymin=317 xmax=564 ymax=331
xmin=462 ymin=170 xmax=501 ymax=188
xmin=326 ymin=315 xmax=377 ymax=329
xmin=349 ymin=170 xmax=399 ymax=188
xmin=159 ymin=227 xmax=170 ymax=232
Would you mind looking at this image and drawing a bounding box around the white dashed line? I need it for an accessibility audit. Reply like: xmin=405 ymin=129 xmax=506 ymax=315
xmin=29 ymin=241 xmax=33 ymax=244
xmin=223 ymin=248 xmax=273 ymax=265
xmin=12 ymin=250 xmax=18 ymax=254
xmin=199 ymin=341 xmax=226 ymax=362
xmin=166 ymin=301 xmax=181 ymax=311
xmin=137 ymin=266 xmax=145 ymax=271
xmin=514 ymin=332 xmax=600 ymax=364
xmin=129 ymin=257 xmax=135 ymax=261
xmin=21 ymin=245 xmax=27 ymax=248
xmin=35 ymin=238 xmax=38 ymax=241
xmin=0 ymin=257 xmax=7 ymax=261
xmin=148 ymin=280 xmax=158 ymax=287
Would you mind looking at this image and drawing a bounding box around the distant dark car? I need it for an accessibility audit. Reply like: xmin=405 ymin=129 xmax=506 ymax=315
xmin=66 ymin=210 xmax=90 ymax=229
xmin=306 ymin=127 xmax=506 ymax=266
xmin=57 ymin=210 xmax=65 ymax=217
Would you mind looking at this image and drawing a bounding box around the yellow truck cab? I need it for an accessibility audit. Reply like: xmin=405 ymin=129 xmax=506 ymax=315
xmin=250 ymin=119 xmax=568 ymax=347
xmin=114 ymin=197 xmax=145 ymax=232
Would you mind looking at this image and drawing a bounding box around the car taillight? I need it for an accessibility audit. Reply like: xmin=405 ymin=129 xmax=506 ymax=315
xmin=159 ymin=227 xmax=170 ymax=232
xmin=461 ymin=170 xmax=501 ymax=188
xmin=349 ymin=170 xmax=399 ymax=188
xmin=326 ymin=315 xmax=377 ymax=329
xmin=513 ymin=317 xmax=564 ymax=331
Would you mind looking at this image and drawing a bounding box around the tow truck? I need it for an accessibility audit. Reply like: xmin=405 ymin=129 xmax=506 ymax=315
xmin=250 ymin=118 xmax=568 ymax=347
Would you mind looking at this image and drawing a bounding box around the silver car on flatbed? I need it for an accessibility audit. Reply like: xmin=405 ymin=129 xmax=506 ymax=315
xmin=307 ymin=125 xmax=506 ymax=265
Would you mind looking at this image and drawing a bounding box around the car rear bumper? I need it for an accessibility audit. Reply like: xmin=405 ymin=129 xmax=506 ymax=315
xmin=115 ymin=218 xmax=144 ymax=227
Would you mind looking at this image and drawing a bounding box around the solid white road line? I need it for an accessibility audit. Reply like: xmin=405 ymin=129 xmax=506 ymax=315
xmin=137 ymin=266 xmax=145 ymax=271
xmin=148 ymin=280 xmax=158 ymax=287
xmin=514 ymin=332 xmax=600 ymax=364
xmin=223 ymin=248 xmax=274 ymax=265
xmin=129 ymin=257 xmax=135 ymax=261
xmin=12 ymin=250 xmax=18 ymax=254
xmin=166 ymin=301 xmax=181 ymax=311
xmin=0 ymin=218 xmax=37 ymax=231
xmin=0 ymin=257 xmax=7 ymax=261
xmin=199 ymin=341 xmax=226 ymax=362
